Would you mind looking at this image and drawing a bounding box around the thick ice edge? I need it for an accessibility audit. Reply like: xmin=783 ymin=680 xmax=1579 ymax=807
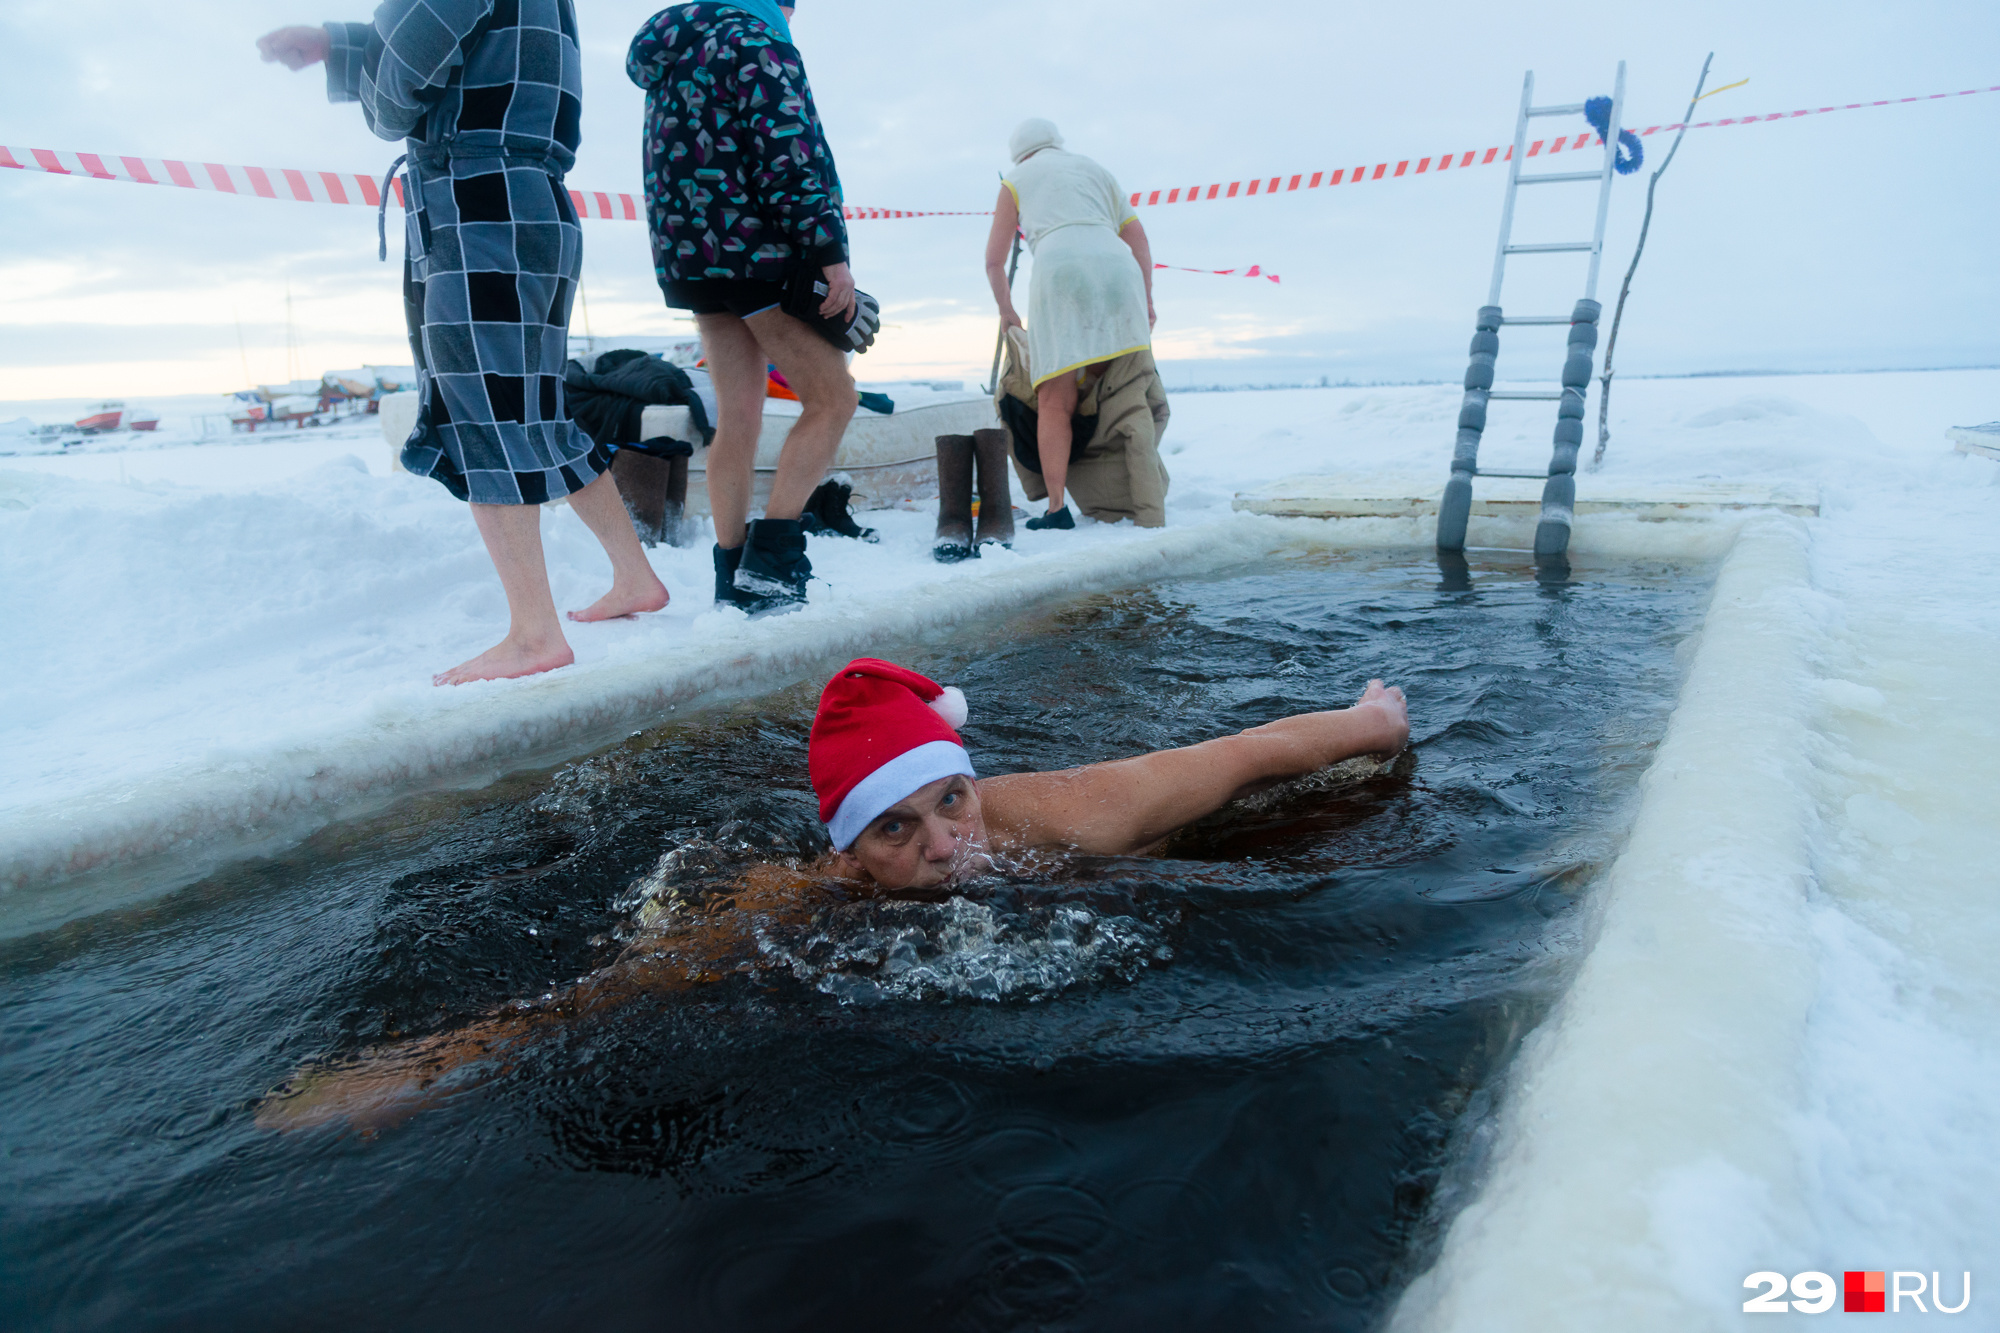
xmin=1389 ymin=514 xmax=1826 ymax=1329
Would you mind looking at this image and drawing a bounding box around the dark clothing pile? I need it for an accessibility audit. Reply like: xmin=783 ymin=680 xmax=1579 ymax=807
xmin=999 ymin=395 xmax=1097 ymax=475
xmin=562 ymin=349 xmax=714 ymax=457
xmin=624 ymin=2 xmax=849 ymax=287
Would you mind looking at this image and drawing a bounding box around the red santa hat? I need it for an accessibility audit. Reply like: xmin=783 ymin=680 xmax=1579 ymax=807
xmin=810 ymin=658 xmax=974 ymax=850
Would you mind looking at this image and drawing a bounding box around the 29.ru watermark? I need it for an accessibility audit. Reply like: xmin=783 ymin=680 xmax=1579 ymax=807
xmin=1743 ymin=1271 xmax=1973 ymax=1314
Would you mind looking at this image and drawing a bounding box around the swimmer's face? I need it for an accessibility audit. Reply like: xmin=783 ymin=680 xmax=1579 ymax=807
xmin=835 ymin=775 xmax=987 ymax=891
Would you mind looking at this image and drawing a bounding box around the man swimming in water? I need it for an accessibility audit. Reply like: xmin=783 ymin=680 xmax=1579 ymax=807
xmin=261 ymin=658 xmax=1408 ymax=1129
xmin=811 ymin=658 xmax=1407 ymax=892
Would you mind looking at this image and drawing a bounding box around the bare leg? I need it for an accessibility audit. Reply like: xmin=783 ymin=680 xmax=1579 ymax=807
xmin=563 ymin=470 xmax=669 ymax=622
xmin=1035 ymin=371 xmax=1079 ymax=512
xmin=695 ymin=313 xmax=770 ymax=550
xmin=744 ymin=307 xmax=857 ymax=518
xmin=435 ymin=503 xmax=576 ymax=686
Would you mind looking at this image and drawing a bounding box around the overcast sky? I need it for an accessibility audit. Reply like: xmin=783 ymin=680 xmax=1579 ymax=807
xmin=2 ymin=0 xmax=1996 ymax=399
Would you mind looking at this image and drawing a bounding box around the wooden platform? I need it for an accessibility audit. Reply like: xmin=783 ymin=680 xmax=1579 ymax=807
xmin=639 ymin=397 xmax=995 ymax=516
xmin=1949 ymin=424 xmax=2000 ymax=461
xmin=1232 ymin=474 xmax=1822 ymax=521
xmin=379 ymin=391 xmax=996 ymax=514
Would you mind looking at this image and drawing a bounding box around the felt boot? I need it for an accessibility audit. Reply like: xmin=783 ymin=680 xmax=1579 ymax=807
xmin=611 ymin=448 xmax=669 ymax=546
xmin=662 ymin=454 xmax=692 ymax=547
xmin=972 ymin=427 xmax=1015 ymax=549
xmin=933 ymin=434 xmax=977 ymax=563
xmin=734 ymin=517 xmax=812 ymax=605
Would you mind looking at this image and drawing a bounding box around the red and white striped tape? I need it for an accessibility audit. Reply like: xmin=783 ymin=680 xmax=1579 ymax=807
xmin=0 ymin=144 xmax=399 ymax=207
xmin=1157 ymin=263 xmax=1279 ymax=283
xmin=6 ymin=82 xmax=1994 ymax=222
xmin=0 ymin=146 xmax=977 ymax=222
xmin=1123 ymin=84 xmax=2000 ymax=208
xmin=0 ymin=145 xmax=1276 ymax=278
xmin=843 ymin=205 xmax=989 ymax=220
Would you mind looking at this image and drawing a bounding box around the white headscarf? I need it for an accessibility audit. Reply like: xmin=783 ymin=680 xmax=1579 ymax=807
xmin=1008 ymin=118 xmax=1064 ymax=165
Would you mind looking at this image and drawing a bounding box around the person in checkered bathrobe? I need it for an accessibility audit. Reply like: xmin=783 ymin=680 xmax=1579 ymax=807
xmin=259 ymin=1 xmax=669 ymax=686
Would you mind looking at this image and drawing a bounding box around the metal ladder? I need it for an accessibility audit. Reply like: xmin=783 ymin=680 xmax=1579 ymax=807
xmin=1436 ymin=62 xmax=1627 ymax=559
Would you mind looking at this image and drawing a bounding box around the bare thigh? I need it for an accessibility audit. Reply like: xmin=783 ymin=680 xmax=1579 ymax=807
xmin=742 ymin=308 xmax=856 ymax=406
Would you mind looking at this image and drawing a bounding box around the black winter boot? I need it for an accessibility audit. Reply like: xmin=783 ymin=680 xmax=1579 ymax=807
xmin=801 ymin=477 xmax=878 ymax=542
xmin=713 ymin=543 xmax=759 ymax=610
xmin=972 ymin=427 xmax=1015 ymax=549
xmin=933 ymin=433 xmax=976 ymax=563
xmin=734 ymin=517 xmax=812 ymax=604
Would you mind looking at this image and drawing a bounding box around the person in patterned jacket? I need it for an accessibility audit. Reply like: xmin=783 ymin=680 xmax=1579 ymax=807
xmin=627 ymin=1 xmax=863 ymax=614
xmin=258 ymin=1 xmax=668 ymax=686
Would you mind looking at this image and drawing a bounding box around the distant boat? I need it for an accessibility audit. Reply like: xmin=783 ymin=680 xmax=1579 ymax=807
xmin=75 ymin=402 xmax=124 ymax=433
xmin=128 ymin=417 xmax=160 ymax=432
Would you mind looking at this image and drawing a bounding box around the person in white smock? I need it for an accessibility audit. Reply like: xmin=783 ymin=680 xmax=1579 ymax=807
xmin=985 ymin=118 xmax=1155 ymax=530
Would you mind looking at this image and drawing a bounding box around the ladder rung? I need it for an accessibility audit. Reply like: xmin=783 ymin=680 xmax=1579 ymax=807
xmin=1517 ymin=171 xmax=1601 ymax=185
xmin=1500 ymin=315 xmax=1574 ymax=325
xmin=1487 ymin=390 xmax=1564 ymax=401
xmin=1505 ymin=242 xmax=1595 ymax=254
xmin=1527 ymin=103 xmax=1587 ymax=117
xmin=1476 ymin=469 xmax=1549 ymax=479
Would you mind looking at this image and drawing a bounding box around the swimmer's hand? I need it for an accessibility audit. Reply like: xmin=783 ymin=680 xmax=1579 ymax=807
xmin=1348 ymin=679 xmax=1409 ymax=755
xmin=1230 ymin=678 xmax=1408 ymax=766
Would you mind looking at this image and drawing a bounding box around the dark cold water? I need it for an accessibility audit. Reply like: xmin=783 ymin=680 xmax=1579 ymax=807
xmin=0 ymin=551 xmax=1700 ymax=1332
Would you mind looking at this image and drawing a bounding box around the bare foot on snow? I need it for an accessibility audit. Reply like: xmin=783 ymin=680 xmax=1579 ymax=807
xmin=433 ymin=636 xmax=576 ymax=686
xmin=566 ymin=574 xmax=669 ymax=623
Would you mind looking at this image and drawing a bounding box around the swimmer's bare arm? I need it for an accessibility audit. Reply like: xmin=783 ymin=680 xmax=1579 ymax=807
xmin=257 ymin=867 xmax=824 ymax=1132
xmin=256 ymin=955 xmax=667 ymax=1133
xmin=979 ymin=680 xmax=1408 ymax=856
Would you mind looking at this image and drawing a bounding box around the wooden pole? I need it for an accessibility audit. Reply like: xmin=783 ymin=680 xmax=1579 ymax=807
xmin=1592 ymin=52 xmax=1713 ymax=470
xmin=984 ymin=229 xmax=1023 ymax=396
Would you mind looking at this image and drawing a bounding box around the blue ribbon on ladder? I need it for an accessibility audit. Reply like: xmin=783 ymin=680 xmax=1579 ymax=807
xmin=1583 ymin=97 xmax=1644 ymax=174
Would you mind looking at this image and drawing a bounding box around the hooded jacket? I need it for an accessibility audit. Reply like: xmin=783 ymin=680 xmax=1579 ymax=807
xmin=625 ymin=2 xmax=849 ymax=286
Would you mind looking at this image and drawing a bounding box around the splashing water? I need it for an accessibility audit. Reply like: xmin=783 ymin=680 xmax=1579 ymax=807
xmin=755 ymin=892 xmax=1173 ymax=1005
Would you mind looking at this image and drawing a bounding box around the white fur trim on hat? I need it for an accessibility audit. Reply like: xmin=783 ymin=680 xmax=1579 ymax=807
xmin=1009 ymin=118 xmax=1063 ymax=165
xmin=827 ymin=740 xmax=976 ymax=851
xmin=928 ymin=685 xmax=968 ymax=730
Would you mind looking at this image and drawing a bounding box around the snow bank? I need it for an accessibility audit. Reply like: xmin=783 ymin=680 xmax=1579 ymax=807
xmin=1787 ymin=459 xmax=2000 ymax=1300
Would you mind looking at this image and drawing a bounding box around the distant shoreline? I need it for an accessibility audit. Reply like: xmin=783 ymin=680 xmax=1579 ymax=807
xmin=6 ymin=362 xmax=1996 ymax=413
xmin=1160 ymin=363 xmax=2000 ymax=394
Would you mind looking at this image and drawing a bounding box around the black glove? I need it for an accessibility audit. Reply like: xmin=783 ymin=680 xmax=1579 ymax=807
xmin=783 ymin=263 xmax=881 ymax=354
